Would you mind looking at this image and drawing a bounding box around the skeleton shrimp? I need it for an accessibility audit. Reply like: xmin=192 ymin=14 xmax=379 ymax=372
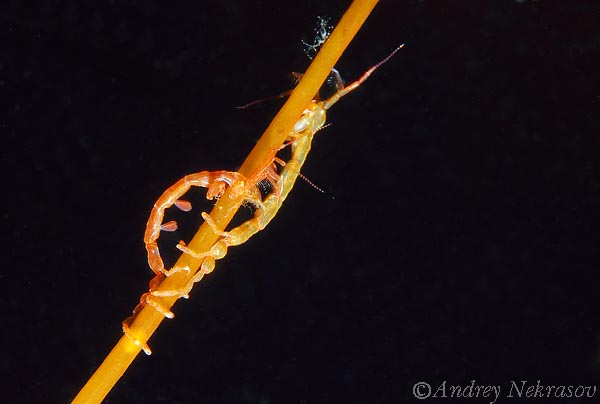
xmin=123 ymin=44 xmax=403 ymax=354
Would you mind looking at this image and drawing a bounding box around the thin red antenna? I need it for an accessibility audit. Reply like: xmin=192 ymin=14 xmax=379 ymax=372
xmin=235 ymin=90 xmax=293 ymax=109
xmin=323 ymin=44 xmax=404 ymax=110
xmin=299 ymin=173 xmax=326 ymax=194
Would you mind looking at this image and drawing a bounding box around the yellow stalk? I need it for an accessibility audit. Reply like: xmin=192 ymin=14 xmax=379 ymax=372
xmin=72 ymin=1 xmax=379 ymax=402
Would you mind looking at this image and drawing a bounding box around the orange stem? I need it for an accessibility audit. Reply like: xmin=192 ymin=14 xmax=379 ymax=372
xmin=71 ymin=1 xmax=379 ymax=402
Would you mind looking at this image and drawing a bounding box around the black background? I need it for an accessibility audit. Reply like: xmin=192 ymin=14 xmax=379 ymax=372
xmin=2 ymin=1 xmax=600 ymax=403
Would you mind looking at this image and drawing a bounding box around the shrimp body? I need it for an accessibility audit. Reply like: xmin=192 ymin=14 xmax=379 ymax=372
xmin=123 ymin=45 xmax=403 ymax=354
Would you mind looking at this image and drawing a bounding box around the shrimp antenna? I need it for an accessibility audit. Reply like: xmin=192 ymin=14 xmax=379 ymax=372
xmin=299 ymin=173 xmax=327 ymax=194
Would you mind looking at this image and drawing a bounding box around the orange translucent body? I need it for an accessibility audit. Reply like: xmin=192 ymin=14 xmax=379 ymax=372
xmin=72 ymin=2 xmax=382 ymax=403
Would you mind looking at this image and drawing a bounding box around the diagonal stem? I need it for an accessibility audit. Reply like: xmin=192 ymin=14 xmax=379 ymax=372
xmin=71 ymin=1 xmax=379 ymax=402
